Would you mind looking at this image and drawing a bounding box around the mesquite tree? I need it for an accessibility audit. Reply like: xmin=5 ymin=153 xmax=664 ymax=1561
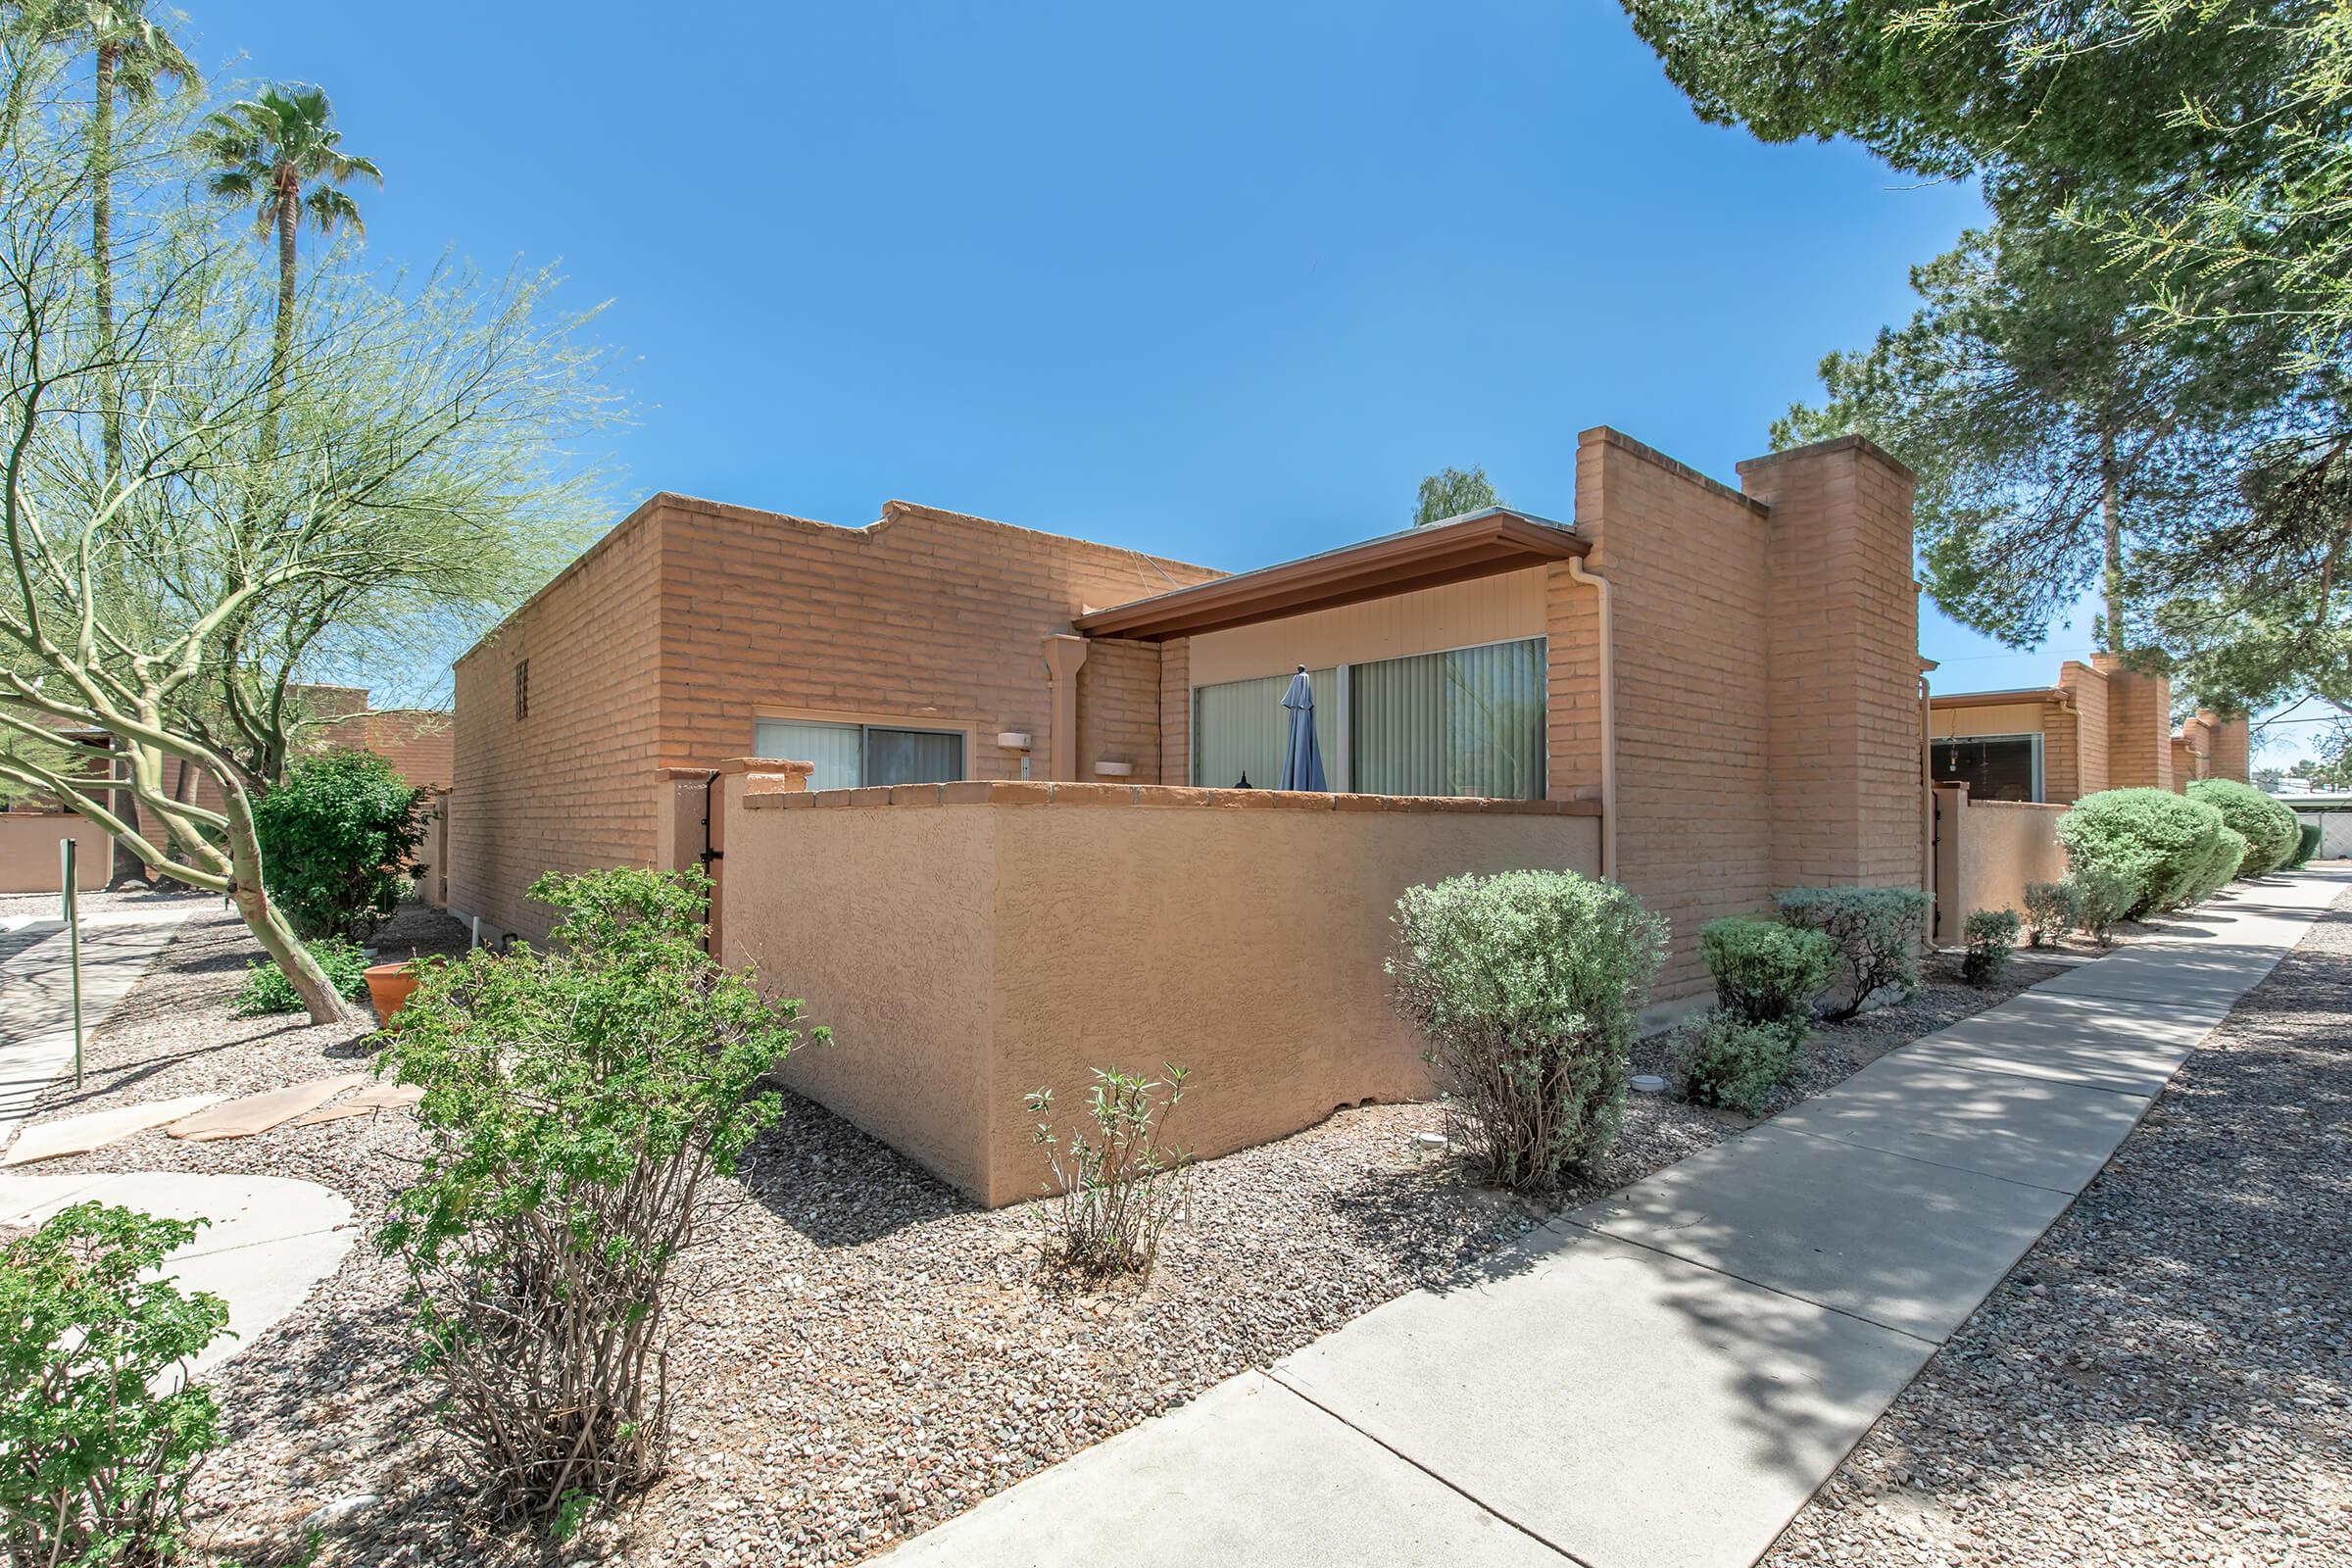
xmin=0 ymin=41 xmax=606 ymax=1019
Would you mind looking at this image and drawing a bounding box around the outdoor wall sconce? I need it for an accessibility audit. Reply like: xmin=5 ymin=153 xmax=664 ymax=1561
xmin=998 ymin=732 xmax=1033 ymax=781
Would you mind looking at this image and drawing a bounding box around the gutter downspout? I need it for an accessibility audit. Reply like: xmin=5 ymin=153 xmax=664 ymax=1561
xmin=1567 ymin=558 xmax=1616 ymax=881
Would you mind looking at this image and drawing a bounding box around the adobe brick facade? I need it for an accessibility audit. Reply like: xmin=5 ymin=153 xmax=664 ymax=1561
xmin=452 ymin=432 xmax=1928 ymax=998
xmin=450 ymin=495 xmax=1217 ymax=939
xmin=1931 ymin=657 xmax=2250 ymax=809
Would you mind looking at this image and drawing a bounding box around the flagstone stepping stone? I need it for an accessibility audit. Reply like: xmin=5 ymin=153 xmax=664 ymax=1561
xmin=292 ymin=1081 xmax=422 ymax=1126
xmin=3 ymin=1093 xmax=223 ymax=1165
xmin=168 ymin=1074 xmax=368 ymax=1142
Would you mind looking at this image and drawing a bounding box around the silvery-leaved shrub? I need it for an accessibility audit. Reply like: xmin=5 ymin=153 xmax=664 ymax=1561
xmin=377 ymin=867 xmax=823 ymax=1530
xmin=1389 ymin=869 xmax=1665 ymax=1195
xmin=1670 ymin=1008 xmax=1801 ymax=1116
xmin=2181 ymin=825 xmax=2248 ymax=907
xmin=2069 ymin=867 xmax=2134 ymax=945
xmin=1698 ymin=916 xmax=1834 ymax=1028
xmin=0 ymin=1204 xmax=229 ymax=1568
xmin=1961 ymin=907 xmax=2022 ymax=986
xmin=2022 ymin=880 xmax=2077 ymax=947
xmin=1026 ymin=1064 xmax=1190 ymax=1281
xmin=1773 ymin=886 xmax=1931 ymax=1020
xmin=2055 ymin=789 xmax=2228 ymax=917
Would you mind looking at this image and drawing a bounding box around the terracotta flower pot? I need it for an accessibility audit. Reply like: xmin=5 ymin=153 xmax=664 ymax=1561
xmin=365 ymin=962 xmax=425 ymax=1026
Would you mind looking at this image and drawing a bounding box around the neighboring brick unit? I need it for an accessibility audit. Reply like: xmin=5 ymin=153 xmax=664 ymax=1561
xmin=2093 ymin=653 xmax=2175 ymax=791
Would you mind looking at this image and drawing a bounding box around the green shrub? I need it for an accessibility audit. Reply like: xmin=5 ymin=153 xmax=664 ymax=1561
xmin=1699 ymin=917 xmax=1835 ymax=1028
xmin=1961 ymin=907 xmax=2022 ymax=986
xmin=2055 ymin=788 xmax=2229 ymax=917
xmin=377 ymin=867 xmax=822 ymax=1528
xmin=1670 ymin=1008 xmax=1801 ymax=1115
xmin=1390 ymin=868 xmax=1665 ymax=1194
xmin=2289 ymin=820 xmax=2322 ymax=868
xmin=0 ymin=1203 xmax=229 ymax=1567
xmin=253 ymin=749 xmax=428 ymax=940
xmin=2179 ymin=825 xmax=2247 ymax=907
xmin=1026 ymin=1065 xmax=1190 ymax=1281
xmin=2186 ymin=778 xmax=2300 ymax=877
xmin=2021 ymin=880 xmax=2077 ymax=947
xmin=1773 ymin=886 xmax=1931 ymax=1020
xmin=2071 ymin=866 xmax=2135 ymax=945
xmin=231 ymin=935 xmax=371 ymax=1015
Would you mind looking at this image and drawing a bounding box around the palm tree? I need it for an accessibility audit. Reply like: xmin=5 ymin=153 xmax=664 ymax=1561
xmin=191 ymin=83 xmax=380 ymax=395
xmin=22 ymin=4 xmax=195 ymax=471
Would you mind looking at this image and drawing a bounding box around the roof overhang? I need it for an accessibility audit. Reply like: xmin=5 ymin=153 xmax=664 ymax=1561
xmin=1928 ymin=687 xmax=2070 ymax=710
xmin=1074 ymin=509 xmax=1587 ymax=641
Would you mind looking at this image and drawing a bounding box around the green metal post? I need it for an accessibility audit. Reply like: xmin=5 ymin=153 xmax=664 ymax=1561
xmin=62 ymin=837 xmax=82 ymax=1089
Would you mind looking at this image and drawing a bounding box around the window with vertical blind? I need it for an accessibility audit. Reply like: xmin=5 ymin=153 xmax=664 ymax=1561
xmin=1190 ymin=636 xmax=1546 ymax=799
xmin=752 ymin=718 xmax=964 ymax=792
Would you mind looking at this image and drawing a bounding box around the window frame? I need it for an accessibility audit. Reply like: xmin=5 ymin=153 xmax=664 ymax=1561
xmin=751 ymin=713 xmax=969 ymax=790
xmin=1189 ymin=632 xmax=1548 ymax=800
xmin=1929 ymin=729 xmax=2044 ymax=803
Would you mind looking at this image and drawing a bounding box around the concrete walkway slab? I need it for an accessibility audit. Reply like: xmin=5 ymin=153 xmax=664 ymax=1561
xmin=1272 ymin=1228 xmax=1935 ymax=1568
xmin=0 ymin=899 xmax=203 ymax=1148
xmin=0 ymin=1171 xmax=356 ymax=1377
xmin=168 ymin=1074 xmax=368 ymax=1142
xmin=1893 ymin=989 xmax=2226 ymax=1097
xmin=1766 ymin=1054 xmax=2151 ymax=1194
xmin=1564 ymin=1122 xmax=2076 ymax=1343
xmin=880 ymin=1371 xmax=1568 ymax=1568
xmin=3 ymin=1093 xmax=224 ymax=1165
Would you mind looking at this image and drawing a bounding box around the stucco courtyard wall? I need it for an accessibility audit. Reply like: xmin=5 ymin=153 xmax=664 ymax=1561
xmin=718 ymin=774 xmax=1602 ymax=1205
xmin=0 ymin=811 xmax=109 ymax=895
xmin=1931 ymin=786 xmax=2068 ymax=941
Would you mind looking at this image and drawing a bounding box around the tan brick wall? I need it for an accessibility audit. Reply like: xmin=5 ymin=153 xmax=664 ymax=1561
xmin=2093 ymin=654 xmax=2174 ymax=791
xmin=2209 ymin=714 xmax=2251 ymax=783
xmin=1159 ymin=637 xmax=1192 ymax=785
xmin=451 ymin=494 xmax=1219 ymax=939
xmin=2058 ymin=661 xmax=2111 ymax=798
xmin=1740 ymin=435 xmax=1923 ymax=899
xmin=449 ymin=504 xmax=667 ymax=941
xmin=317 ymin=709 xmax=454 ymax=791
xmin=1074 ymin=638 xmax=1164 ymax=784
xmin=1572 ymin=428 xmax=1776 ymax=996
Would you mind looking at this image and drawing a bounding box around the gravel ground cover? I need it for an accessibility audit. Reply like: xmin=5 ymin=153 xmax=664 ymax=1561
xmin=1764 ymin=886 xmax=2352 ymax=1568
xmin=6 ymin=901 xmax=2125 ymax=1566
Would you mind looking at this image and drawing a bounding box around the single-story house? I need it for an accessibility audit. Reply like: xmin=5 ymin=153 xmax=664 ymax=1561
xmin=1928 ymin=659 xmax=2249 ymax=806
xmin=445 ymin=427 xmax=1927 ymax=1201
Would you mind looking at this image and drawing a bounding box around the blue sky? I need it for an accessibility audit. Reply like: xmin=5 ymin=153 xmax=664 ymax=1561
xmin=189 ymin=0 xmax=2300 ymax=760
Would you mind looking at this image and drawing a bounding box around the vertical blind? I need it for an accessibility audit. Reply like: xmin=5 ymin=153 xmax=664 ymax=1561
xmin=1193 ymin=668 xmax=1339 ymax=791
xmin=753 ymin=719 xmax=963 ymax=791
xmin=1192 ymin=637 xmax=1545 ymax=800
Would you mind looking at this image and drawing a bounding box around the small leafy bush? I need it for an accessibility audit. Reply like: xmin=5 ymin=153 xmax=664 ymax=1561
xmin=254 ymin=749 xmax=427 ymax=940
xmin=2186 ymin=778 xmax=2300 ymax=877
xmin=2021 ymin=880 xmax=2077 ymax=948
xmin=377 ymin=867 xmax=821 ymax=1528
xmin=1390 ymin=868 xmax=1665 ymax=1195
xmin=1699 ymin=917 xmax=1834 ymax=1028
xmin=1026 ymin=1065 xmax=1190 ymax=1281
xmin=1670 ymin=1008 xmax=1801 ymax=1115
xmin=1773 ymin=886 xmax=1931 ymax=1020
xmin=1960 ymin=907 xmax=2022 ymax=986
xmin=2055 ymin=788 xmax=2228 ymax=917
xmin=2289 ymin=820 xmax=2322 ymax=869
xmin=0 ymin=1203 xmax=229 ymax=1568
xmin=231 ymin=935 xmax=371 ymax=1015
xmin=2071 ymin=866 xmax=2135 ymax=946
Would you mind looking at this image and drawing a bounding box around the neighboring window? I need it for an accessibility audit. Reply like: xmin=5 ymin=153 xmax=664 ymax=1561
xmin=1190 ymin=636 xmax=1546 ymax=800
xmin=752 ymin=718 xmax=964 ymax=793
xmin=1932 ymin=733 xmax=2039 ymax=802
xmin=514 ymin=660 xmax=528 ymax=720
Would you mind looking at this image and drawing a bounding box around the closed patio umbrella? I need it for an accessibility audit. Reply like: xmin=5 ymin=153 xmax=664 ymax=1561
xmin=1279 ymin=664 xmax=1328 ymax=791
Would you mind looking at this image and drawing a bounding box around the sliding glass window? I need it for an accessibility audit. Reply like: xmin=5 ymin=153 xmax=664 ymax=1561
xmin=1189 ymin=636 xmax=1545 ymax=800
xmin=752 ymin=718 xmax=964 ymax=792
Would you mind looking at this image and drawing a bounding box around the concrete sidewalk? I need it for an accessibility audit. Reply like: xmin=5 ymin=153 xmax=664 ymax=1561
xmin=0 ymin=896 xmax=205 ymax=1149
xmin=875 ymin=869 xmax=2348 ymax=1568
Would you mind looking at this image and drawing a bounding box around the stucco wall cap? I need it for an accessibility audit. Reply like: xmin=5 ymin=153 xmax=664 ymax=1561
xmin=717 ymin=757 xmax=817 ymax=776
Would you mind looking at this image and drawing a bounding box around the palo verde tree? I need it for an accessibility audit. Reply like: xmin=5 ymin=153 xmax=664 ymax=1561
xmin=0 ymin=40 xmax=609 ymax=1020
